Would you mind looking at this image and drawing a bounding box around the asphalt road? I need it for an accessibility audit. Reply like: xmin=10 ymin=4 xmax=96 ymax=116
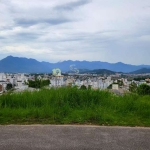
xmin=0 ymin=125 xmax=150 ymax=150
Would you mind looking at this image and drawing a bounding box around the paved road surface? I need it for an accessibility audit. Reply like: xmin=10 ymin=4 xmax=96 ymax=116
xmin=0 ymin=125 xmax=150 ymax=150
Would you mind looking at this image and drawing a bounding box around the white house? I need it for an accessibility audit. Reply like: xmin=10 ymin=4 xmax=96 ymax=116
xmin=106 ymin=77 xmax=111 ymax=82
xmin=112 ymin=84 xmax=119 ymax=90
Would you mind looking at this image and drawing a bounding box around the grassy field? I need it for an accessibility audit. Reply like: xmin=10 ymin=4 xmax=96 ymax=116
xmin=0 ymin=87 xmax=150 ymax=126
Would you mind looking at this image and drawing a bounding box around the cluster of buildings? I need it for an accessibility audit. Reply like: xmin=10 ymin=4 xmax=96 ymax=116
xmin=0 ymin=73 xmax=28 ymax=93
xmin=50 ymin=68 xmax=150 ymax=94
xmin=0 ymin=68 xmax=150 ymax=94
xmin=50 ymin=75 xmax=113 ymax=89
xmin=51 ymin=69 xmax=116 ymax=89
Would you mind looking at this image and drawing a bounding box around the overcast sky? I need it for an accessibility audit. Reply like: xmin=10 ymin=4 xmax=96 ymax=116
xmin=0 ymin=0 xmax=150 ymax=64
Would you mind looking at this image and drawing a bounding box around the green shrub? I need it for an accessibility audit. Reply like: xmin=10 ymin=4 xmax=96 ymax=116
xmin=137 ymin=84 xmax=150 ymax=95
xmin=6 ymin=83 xmax=13 ymax=91
xmin=28 ymin=79 xmax=50 ymax=88
xmin=80 ymin=85 xmax=87 ymax=90
xmin=129 ymin=82 xmax=137 ymax=93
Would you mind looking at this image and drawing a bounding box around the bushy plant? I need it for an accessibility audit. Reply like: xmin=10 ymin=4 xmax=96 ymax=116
xmin=28 ymin=79 xmax=50 ymax=88
xmin=129 ymin=82 xmax=137 ymax=93
xmin=80 ymin=85 xmax=87 ymax=90
xmin=88 ymin=85 xmax=92 ymax=90
xmin=137 ymin=84 xmax=150 ymax=95
xmin=6 ymin=83 xmax=13 ymax=91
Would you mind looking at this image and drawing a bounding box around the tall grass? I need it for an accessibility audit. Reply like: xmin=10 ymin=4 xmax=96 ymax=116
xmin=0 ymin=87 xmax=150 ymax=126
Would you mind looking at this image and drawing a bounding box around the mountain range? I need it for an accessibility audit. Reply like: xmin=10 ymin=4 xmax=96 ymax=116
xmin=78 ymin=69 xmax=116 ymax=75
xmin=130 ymin=68 xmax=150 ymax=74
xmin=0 ymin=56 xmax=150 ymax=73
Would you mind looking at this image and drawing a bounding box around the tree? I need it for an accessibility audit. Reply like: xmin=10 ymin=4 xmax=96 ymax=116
xmin=137 ymin=84 xmax=150 ymax=95
xmin=129 ymin=82 xmax=137 ymax=93
xmin=118 ymin=80 xmax=124 ymax=86
xmin=107 ymin=84 xmax=112 ymax=89
xmin=80 ymin=85 xmax=87 ymax=90
xmin=88 ymin=85 xmax=92 ymax=90
xmin=28 ymin=79 xmax=50 ymax=88
xmin=6 ymin=83 xmax=12 ymax=91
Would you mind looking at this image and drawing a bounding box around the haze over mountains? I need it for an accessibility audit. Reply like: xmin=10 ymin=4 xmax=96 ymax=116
xmin=0 ymin=56 xmax=150 ymax=73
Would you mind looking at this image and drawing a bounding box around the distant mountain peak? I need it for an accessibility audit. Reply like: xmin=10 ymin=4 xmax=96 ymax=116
xmin=117 ymin=62 xmax=123 ymax=64
xmin=4 ymin=55 xmax=14 ymax=59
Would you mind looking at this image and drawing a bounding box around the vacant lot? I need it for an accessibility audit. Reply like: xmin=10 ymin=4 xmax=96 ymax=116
xmin=0 ymin=87 xmax=150 ymax=126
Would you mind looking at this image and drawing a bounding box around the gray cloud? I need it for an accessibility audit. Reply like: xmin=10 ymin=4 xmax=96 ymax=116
xmin=15 ymin=32 xmax=41 ymax=41
xmin=8 ymin=0 xmax=91 ymax=27
xmin=0 ymin=36 xmax=6 ymax=39
xmin=0 ymin=0 xmax=150 ymax=64
xmin=14 ymin=18 xmax=71 ymax=27
xmin=54 ymin=0 xmax=91 ymax=11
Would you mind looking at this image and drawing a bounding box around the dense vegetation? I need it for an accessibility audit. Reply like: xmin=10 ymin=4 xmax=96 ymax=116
xmin=129 ymin=83 xmax=150 ymax=95
xmin=6 ymin=83 xmax=13 ymax=90
xmin=28 ymin=79 xmax=50 ymax=88
xmin=133 ymin=77 xmax=147 ymax=81
xmin=0 ymin=87 xmax=150 ymax=126
xmin=137 ymin=84 xmax=150 ymax=95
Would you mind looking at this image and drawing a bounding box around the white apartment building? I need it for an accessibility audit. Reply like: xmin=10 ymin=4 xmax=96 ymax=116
xmin=50 ymin=76 xmax=64 ymax=87
xmin=75 ymin=79 xmax=81 ymax=87
xmin=97 ymin=79 xmax=112 ymax=89
xmin=0 ymin=73 xmax=6 ymax=81
xmin=91 ymin=81 xmax=98 ymax=89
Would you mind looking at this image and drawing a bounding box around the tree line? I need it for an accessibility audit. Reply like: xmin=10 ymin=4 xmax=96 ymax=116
xmin=28 ymin=79 xmax=50 ymax=88
xmin=129 ymin=83 xmax=150 ymax=95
